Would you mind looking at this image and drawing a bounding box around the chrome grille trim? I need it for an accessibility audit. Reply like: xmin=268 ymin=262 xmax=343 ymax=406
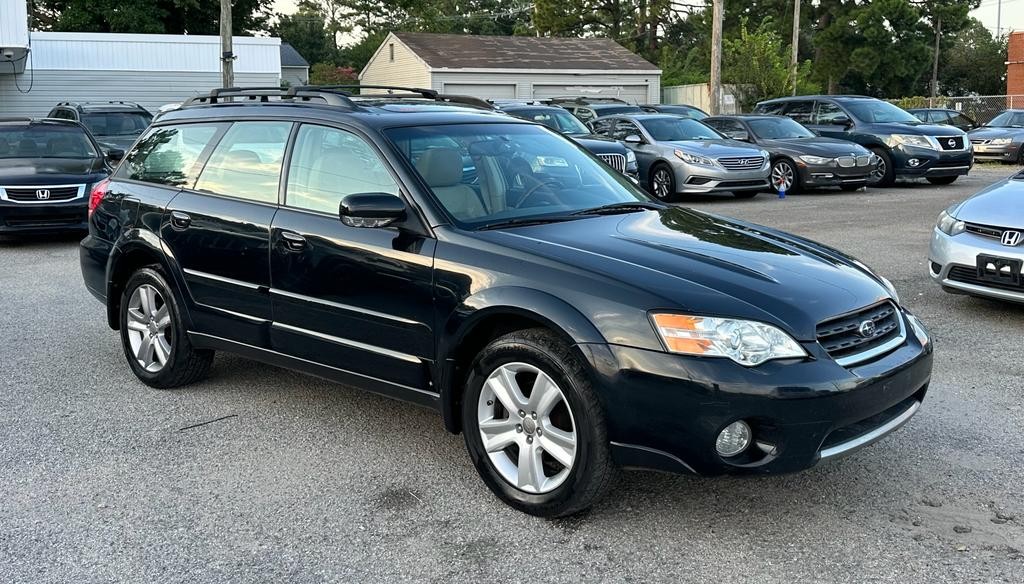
xmin=597 ymin=153 xmax=626 ymax=173
xmin=717 ymin=156 xmax=765 ymax=170
xmin=0 ymin=184 xmax=86 ymax=204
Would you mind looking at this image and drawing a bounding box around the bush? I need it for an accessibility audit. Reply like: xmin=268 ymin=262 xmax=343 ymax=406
xmin=309 ymin=63 xmax=358 ymax=85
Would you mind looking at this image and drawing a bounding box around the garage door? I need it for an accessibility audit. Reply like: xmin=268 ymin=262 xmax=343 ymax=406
xmin=532 ymin=84 xmax=650 ymax=105
xmin=442 ymin=83 xmax=516 ymax=100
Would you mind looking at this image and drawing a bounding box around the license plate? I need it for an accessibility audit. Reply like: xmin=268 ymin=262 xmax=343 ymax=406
xmin=976 ymin=254 xmax=1023 ymax=286
xmin=974 ymin=145 xmax=988 ymax=152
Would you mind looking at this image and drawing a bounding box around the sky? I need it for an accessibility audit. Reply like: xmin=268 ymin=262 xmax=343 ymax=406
xmin=272 ymin=1 xmax=1024 ymax=36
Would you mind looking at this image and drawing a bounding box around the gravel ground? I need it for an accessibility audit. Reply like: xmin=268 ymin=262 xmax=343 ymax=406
xmin=1 ymin=166 xmax=1023 ymax=583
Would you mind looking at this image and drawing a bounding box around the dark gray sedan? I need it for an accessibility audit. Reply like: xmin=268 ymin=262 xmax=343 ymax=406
xmin=967 ymin=110 xmax=1024 ymax=164
xmin=705 ymin=115 xmax=877 ymax=194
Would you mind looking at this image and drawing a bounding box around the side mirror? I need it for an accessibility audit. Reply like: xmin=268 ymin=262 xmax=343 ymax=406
xmin=339 ymin=192 xmax=406 ymax=228
xmin=106 ymin=148 xmax=125 ymax=163
xmin=830 ymin=115 xmax=852 ymax=127
xmin=623 ymin=134 xmax=644 ymax=144
xmin=727 ymin=130 xmax=750 ymax=142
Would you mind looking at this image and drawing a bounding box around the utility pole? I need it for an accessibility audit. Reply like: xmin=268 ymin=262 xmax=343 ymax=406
xmin=220 ymin=0 xmax=234 ymax=88
xmin=997 ymin=0 xmax=1002 ymax=38
xmin=709 ymin=0 xmax=723 ymax=114
xmin=791 ymin=0 xmax=800 ymax=96
xmin=930 ymin=16 xmax=941 ymax=98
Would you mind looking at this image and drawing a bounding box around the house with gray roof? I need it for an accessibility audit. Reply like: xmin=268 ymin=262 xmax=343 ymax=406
xmin=280 ymin=42 xmax=310 ymax=87
xmin=360 ymin=32 xmax=661 ymax=104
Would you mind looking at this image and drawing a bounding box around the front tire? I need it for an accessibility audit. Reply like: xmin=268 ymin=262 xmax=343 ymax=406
xmin=119 ymin=267 xmax=213 ymax=388
xmin=868 ymin=147 xmax=895 ymax=187
xmin=462 ymin=328 xmax=615 ymax=517
xmin=926 ymin=176 xmax=958 ymax=185
xmin=770 ymin=158 xmax=800 ymax=194
xmin=648 ymin=163 xmax=678 ymax=202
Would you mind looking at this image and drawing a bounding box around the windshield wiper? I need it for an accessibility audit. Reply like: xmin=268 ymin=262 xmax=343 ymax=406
xmin=478 ymin=215 xmax=584 ymax=230
xmin=570 ymin=201 xmax=665 ymax=216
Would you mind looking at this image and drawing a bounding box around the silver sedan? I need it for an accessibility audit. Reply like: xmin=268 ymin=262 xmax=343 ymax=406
xmin=589 ymin=114 xmax=770 ymax=201
xmin=930 ymin=169 xmax=1024 ymax=303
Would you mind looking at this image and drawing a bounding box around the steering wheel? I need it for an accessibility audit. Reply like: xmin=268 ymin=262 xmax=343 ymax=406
xmin=515 ymin=179 xmax=562 ymax=208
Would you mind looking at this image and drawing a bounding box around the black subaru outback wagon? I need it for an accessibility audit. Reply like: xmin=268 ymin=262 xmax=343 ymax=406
xmin=81 ymin=86 xmax=933 ymax=517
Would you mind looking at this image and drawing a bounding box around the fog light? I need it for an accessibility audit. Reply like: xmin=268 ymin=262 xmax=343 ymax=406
xmin=716 ymin=421 xmax=752 ymax=457
xmin=908 ymin=158 xmax=921 ymax=167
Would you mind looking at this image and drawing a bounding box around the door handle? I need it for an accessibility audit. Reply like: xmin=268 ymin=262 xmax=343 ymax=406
xmin=280 ymin=231 xmax=306 ymax=252
xmin=169 ymin=211 xmax=191 ymax=230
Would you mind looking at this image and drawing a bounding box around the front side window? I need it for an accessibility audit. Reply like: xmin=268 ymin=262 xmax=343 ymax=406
xmin=950 ymin=113 xmax=975 ymax=127
xmin=512 ymin=109 xmax=590 ymax=136
xmin=194 ymin=121 xmax=291 ymax=203
xmin=927 ymin=111 xmax=951 ymax=124
xmin=119 ymin=123 xmax=223 ymax=187
xmin=0 ymin=124 xmax=99 ymax=159
xmin=386 ymin=123 xmax=648 ymax=226
xmin=286 ymin=124 xmax=399 ymax=214
xmin=588 ymin=119 xmax=614 ymax=136
xmin=639 ymin=117 xmax=722 ymax=141
xmin=842 ymin=100 xmax=919 ymax=124
xmin=612 ymin=120 xmax=642 ymax=140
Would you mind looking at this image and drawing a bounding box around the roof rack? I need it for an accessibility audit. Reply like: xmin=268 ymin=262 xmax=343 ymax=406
xmin=0 ymin=116 xmax=80 ymax=126
xmin=182 ymin=86 xmax=356 ymax=107
xmin=291 ymin=84 xmax=495 ymax=110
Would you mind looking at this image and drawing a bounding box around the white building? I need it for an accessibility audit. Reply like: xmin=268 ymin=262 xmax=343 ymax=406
xmin=0 ymin=0 xmax=282 ymax=116
xmin=360 ymin=32 xmax=662 ymax=104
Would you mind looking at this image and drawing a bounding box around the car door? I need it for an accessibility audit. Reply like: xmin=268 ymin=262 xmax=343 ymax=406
xmin=160 ymin=120 xmax=291 ymax=347
xmin=268 ymin=123 xmax=436 ymax=395
xmin=612 ymin=119 xmax=658 ymax=178
xmin=811 ymin=101 xmax=851 ymax=139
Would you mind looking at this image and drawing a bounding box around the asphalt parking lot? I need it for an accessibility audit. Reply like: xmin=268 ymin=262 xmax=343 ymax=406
xmin=2 ymin=165 xmax=1023 ymax=583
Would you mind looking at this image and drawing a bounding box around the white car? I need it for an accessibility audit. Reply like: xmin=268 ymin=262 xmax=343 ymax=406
xmin=930 ymin=169 xmax=1024 ymax=302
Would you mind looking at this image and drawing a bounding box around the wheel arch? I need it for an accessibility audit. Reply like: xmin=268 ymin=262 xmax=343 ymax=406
xmin=105 ymin=230 xmax=185 ymax=330
xmin=437 ymin=287 xmax=607 ymax=434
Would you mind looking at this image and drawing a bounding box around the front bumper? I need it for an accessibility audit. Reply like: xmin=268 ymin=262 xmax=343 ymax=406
xmin=0 ymin=200 xmax=88 ymax=233
xmin=797 ymin=163 xmax=873 ymax=188
xmin=970 ymin=143 xmax=1021 ymax=163
xmin=580 ymin=309 xmax=932 ymax=476
xmin=891 ymin=145 xmax=973 ymax=178
xmin=929 ymin=227 xmax=1024 ymax=303
xmin=673 ymin=162 xmax=771 ymax=194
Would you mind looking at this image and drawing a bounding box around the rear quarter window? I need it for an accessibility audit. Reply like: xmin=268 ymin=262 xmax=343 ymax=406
xmin=116 ymin=123 xmax=225 ymax=187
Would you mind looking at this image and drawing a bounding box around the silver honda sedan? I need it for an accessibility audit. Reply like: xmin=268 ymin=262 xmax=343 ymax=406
xmin=589 ymin=114 xmax=770 ymax=201
xmin=930 ymin=169 xmax=1024 ymax=303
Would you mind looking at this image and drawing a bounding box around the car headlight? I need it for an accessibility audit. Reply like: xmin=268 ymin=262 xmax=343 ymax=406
xmin=625 ymin=149 xmax=636 ymax=164
xmin=651 ymin=313 xmax=807 ymax=366
xmin=991 ymin=138 xmax=1012 ymax=145
xmin=889 ymin=134 xmax=936 ymax=149
xmin=936 ymin=209 xmax=965 ymax=236
xmin=674 ymin=149 xmax=718 ymax=167
xmin=799 ymin=155 xmax=835 ymax=165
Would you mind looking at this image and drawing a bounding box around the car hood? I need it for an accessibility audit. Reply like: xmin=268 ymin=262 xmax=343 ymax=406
xmin=952 ymin=173 xmax=1024 ymax=227
xmin=759 ymin=137 xmax=870 ymax=157
xmin=570 ymin=135 xmax=627 ymax=155
xmin=664 ymin=139 xmax=764 ymax=156
xmin=967 ymin=127 xmax=1024 ymax=140
xmin=0 ymin=157 xmax=108 ymax=185
xmin=862 ymin=122 xmax=964 ymax=136
xmin=481 ymin=208 xmax=893 ymax=340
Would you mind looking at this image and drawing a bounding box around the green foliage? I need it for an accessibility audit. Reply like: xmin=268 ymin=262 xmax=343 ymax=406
xmin=722 ymin=18 xmax=818 ymax=110
xmin=940 ymin=19 xmax=1007 ymax=96
xmin=309 ymin=63 xmax=358 ymax=85
xmin=270 ymin=1 xmax=337 ymax=66
xmin=33 ymin=0 xmax=273 ymax=35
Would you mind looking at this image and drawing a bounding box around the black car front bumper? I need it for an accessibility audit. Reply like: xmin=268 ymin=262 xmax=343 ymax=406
xmin=892 ymin=146 xmax=973 ymax=178
xmin=0 ymin=199 xmax=88 ymax=233
xmin=797 ymin=163 xmax=872 ymax=189
xmin=580 ymin=310 xmax=932 ymax=476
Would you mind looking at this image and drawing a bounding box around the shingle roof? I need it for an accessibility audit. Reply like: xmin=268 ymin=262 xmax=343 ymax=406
xmin=392 ymin=32 xmax=659 ymax=72
xmin=280 ymin=42 xmax=309 ymax=68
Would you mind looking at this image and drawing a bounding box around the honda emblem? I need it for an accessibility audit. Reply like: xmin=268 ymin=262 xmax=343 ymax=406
xmin=1001 ymin=230 xmax=1022 ymax=247
xmin=35 ymin=189 xmax=50 ymax=200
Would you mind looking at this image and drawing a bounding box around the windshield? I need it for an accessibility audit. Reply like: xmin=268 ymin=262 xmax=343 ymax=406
xmin=0 ymin=124 xmax=99 ymax=159
xmin=639 ymin=117 xmax=722 ymax=141
xmin=386 ymin=123 xmax=649 ymax=228
xmin=81 ymin=111 xmax=152 ymax=137
xmin=510 ymin=109 xmax=591 ymax=136
xmin=987 ymin=111 xmax=1024 ymax=128
xmin=748 ymin=117 xmax=815 ymax=139
xmin=843 ymin=101 xmax=919 ymax=124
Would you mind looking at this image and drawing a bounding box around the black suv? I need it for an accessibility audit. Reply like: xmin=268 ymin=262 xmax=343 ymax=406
xmin=548 ymin=97 xmax=644 ymax=124
xmin=81 ymin=86 xmax=932 ymax=517
xmin=47 ymin=101 xmax=153 ymax=154
xmin=0 ymin=118 xmax=113 ymax=234
xmin=754 ymin=96 xmax=972 ymax=186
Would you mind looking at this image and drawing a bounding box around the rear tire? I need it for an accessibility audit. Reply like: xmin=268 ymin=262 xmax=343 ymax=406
xmin=119 ymin=267 xmax=213 ymax=389
xmin=648 ymin=163 xmax=678 ymax=202
xmin=462 ymin=328 xmax=615 ymax=517
xmin=868 ymin=148 xmax=895 ymax=187
xmin=926 ymin=176 xmax=958 ymax=185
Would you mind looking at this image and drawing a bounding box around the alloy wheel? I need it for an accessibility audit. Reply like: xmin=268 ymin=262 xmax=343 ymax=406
xmin=125 ymin=284 xmax=172 ymax=373
xmin=477 ymin=362 xmax=577 ymax=494
xmin=869 ymin=156 xmax=887 ymax=184
xmin=652 ymin=168 xmax=672 ymax=200
xmin=771 ymin=161 xmax=795 ymax=192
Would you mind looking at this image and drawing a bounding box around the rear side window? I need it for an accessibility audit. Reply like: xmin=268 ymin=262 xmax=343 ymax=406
xmin=285 ymin=124 xmax=398 ymax=214
xmin=754 ymin=101 xmax=787 ymax=115
xmin=785 ymin=101 xmax=815 ymax=123
xmin=927 ymin=111 xmax=951 ymax=124
xmin=194 ymin=121 xmax=292 ymax=203
xmin=118 ymin=123 xmax=223 ymax=187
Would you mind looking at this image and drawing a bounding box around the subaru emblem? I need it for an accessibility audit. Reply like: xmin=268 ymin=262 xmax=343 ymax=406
xmin=1002 ymin=230 xmax=1022 ymax=247
xmin=35 ymin=189 xmax=50 ymax=200
xmin=857 ymin=320 xmax=877 ymax=338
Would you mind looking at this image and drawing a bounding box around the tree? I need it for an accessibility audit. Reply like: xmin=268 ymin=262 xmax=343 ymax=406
xmin=309 ymin=63 xmax=357 ymax=85
xmin=723 ymin=18 xmax=817 ymax=110
xmin=270 ymin=1 xmax=337 ymax=66
xmin=940 ymin=19 xmax=1007 ymax=96
xmin=33 ymin=0 xmax=273 ymax=35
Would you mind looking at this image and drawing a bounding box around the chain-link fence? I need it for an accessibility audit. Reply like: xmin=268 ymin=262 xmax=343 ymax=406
xmin=891 ymin=95 xmax=1024 ymax=124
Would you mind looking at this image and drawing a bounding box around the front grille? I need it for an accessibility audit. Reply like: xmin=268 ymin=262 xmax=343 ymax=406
xmin=837 ymin=156 xmax=856 ymax=168
xmin=948 ymin=265 xmax=1024 ymax=292
xmin=597 ymin=153 xmax=626 ymax=173
xmin=937 ymin=136 xmax=965 ymax=150
xmin=816 ymin=301 xmax=903 ymax=365
xmin=964 ymin=222 xmax=1008 ymax=240
xmin=2 ymin=185 xmax=83 ymax=202
xmin=970 ymin=139 xmax=990 ymax=145
xmin=717 ymin=156 xmax=765 ymax=171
